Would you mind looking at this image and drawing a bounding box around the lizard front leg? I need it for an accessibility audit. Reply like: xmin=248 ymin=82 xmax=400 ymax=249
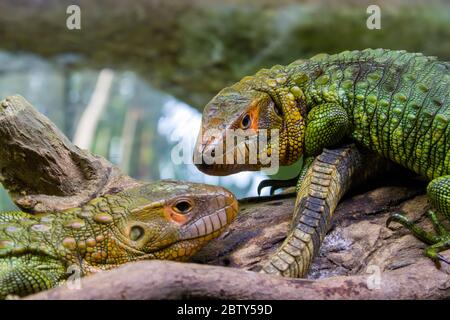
xmin=0 ymin=257 xmax=67 ymax=299
xmin=257 ymin=103 xmax=350 ymax=195
xmin=257 ymin=157 xmax=313 ymax=195
xmin=304 ymin=103 xmax=351 ymax=156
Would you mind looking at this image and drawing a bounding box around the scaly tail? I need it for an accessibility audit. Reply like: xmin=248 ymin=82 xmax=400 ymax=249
xmin=260 ymin=144 xmax=387 ymax=277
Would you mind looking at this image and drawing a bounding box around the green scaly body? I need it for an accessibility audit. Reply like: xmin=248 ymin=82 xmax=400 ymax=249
xmin=0 ymin=181 xmax=238 ymax=298
xmin=293 ymin=49 xmax=450 ymax=179
xmin=194 ymin=49 xmax=450 ymax=277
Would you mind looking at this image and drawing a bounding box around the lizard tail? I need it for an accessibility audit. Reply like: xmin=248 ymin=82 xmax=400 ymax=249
xmin=260 ymin=144 xmax=385 ymax=278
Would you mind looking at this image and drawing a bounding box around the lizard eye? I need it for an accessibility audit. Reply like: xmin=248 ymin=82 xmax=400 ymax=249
xmin=273 ymin=102 xmax=283 ymax=117
xmin=173 ymin=200 xmax=193 ymax=214
xmin=240 ymin=114 xmax=252 ymax=129
xmin=130 ymin=225 xmax=145 ymax=241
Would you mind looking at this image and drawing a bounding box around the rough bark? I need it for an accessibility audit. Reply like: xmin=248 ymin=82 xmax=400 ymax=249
xmin=1 ymin=94 xmax=449 ymax=299
xmin=0 ymin=95 xmax=140 ymax=213
xmin=27 ymin=254 xmax=450 ymax=300
xmin=194 ymin=180 xmax=450 ymax=284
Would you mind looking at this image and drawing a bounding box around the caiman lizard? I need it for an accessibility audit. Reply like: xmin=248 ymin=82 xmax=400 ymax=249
xmin=0 ymin=180 xmax=238 ymax=298
xmin=194 ymin=48 xmax=450 ymax=277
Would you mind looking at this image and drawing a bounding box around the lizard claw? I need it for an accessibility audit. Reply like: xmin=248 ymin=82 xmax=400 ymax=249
xmin=386 ymin=213 xmax=406 ymax=228
xmin=257 ymin=179 xmax=275 ymax=196
xmin=437 ymin=254 xmax=450 ymax=265
xmin=257 ymin=176 xmax=300 ymax=196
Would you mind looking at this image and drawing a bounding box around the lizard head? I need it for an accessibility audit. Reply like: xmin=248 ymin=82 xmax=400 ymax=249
xmin=115 ymin=181 xmax=238 ymax=261
xmin=194 ymin=73 xmax=306 ymax=175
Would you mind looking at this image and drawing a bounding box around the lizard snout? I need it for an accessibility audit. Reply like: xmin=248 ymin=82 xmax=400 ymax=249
xmin=193 ymin=135 xmax=225 ymax=175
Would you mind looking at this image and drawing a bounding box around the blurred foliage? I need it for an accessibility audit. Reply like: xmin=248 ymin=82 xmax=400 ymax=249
xmin=0 ymin=0 xmax=448 ymax=108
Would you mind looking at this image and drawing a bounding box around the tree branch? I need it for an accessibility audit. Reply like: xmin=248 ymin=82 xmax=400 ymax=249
xmin=27 ymin=257 xmax=450 ymax=300
xmin=0 ymin=95 xmax=140 ymax=213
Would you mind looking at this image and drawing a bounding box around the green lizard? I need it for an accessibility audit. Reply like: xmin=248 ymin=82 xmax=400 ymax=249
xmin=194 ymin=48 xmax=450 ymax=277
xmin=0 ymin=180 xmax=238 ymax=298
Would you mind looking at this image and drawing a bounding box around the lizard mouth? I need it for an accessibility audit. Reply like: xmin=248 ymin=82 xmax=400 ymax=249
xmin=193 ymin=89 xmax=277 ymax=176
xmin=196 ymin=162 xmax=261 ymax=176
xmin=180 ymin=200 xmax=238 ymax=240
xmin=194 ymin=133 xmax=265 ymax=175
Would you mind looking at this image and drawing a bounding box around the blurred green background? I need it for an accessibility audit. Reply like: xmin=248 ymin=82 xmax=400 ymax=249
xmin=0 ymin=0 xmax=448 ymax=210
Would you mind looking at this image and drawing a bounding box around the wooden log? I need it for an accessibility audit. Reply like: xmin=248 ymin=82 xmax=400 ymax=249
xmin=0 ymin=95 xmax=140 ymax=213
xmin=27 ymin=254 xmax=450 ymax=300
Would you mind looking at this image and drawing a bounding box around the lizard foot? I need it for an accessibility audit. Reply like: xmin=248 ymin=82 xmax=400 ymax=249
xmin=387 ymin=211 xmax=450 ymax=266
xmin=257 ymin=176 xmax=299 ymax=196
xmin=257 ymin=156 xmax=315 ymax=196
